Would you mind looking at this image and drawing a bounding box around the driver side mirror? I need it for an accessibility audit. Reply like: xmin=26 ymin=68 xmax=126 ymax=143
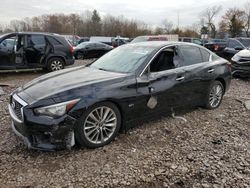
xmin=234 ymin=46 xmax=243 ymax=51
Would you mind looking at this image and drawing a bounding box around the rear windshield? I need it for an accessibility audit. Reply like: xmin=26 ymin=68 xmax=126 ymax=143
xmin=238 ymin=38 xmax=250 ymax=47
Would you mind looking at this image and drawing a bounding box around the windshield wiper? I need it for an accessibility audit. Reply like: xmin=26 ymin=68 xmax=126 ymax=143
xmin=98 ymin=68 xmax=109 ymax=71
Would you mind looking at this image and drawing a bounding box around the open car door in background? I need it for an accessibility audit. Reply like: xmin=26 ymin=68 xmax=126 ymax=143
xmin=0 ymin=34 xmax=16 ymax=68
xmin=25 ymin=35 xmax=47 ymax=66
xmin=14 ymin=34 xmax=26 ymax=66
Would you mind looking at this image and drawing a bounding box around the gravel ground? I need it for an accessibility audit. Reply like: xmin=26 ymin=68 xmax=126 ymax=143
xmin=0 ymin=60 xmax=249 ymax=188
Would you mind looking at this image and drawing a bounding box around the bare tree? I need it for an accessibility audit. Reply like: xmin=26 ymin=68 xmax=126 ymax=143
xmin=243 ymin=2 xmax=250 ymax=37
xmin=162 ymin=19 xmax=173 ymax=34
xmin=221 ymin=8 xmax=245 ymax=37
xmin=200 ymin=5 xmax=222 ymax=38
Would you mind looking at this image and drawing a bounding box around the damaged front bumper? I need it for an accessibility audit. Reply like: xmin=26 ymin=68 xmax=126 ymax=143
xmin=9 ymin=100 xmax=77 ymax=151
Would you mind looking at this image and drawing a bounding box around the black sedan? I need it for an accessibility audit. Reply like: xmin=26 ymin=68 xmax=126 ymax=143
xmin=73 ymin=42 xmax=113 ymax=59
xmin=9 ymin=42 xmax=232 ymax=151
xmin=231 ymin=49 xmax=250 ymax=77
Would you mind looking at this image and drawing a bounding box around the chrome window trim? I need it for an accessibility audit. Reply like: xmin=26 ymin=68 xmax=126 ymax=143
xmin=139 ymin=44 xmax=214 ymax=77
xmin=139 ymin=45 xmax=174 ymax=77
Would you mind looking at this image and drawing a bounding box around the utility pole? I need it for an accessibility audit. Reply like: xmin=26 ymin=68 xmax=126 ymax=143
xmin=177 ymin=11 xmax=180 ymax=29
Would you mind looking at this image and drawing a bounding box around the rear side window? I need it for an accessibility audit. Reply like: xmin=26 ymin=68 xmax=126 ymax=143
xmin=47 ymin=36 xmax=62 ymax=45
xmin=30 ymin=35 xmax=45 ymax=45
xmin=179 ymin=46 xmax=203 ymax=66
xmin=200 ymin=48 xmax=210 ymax=62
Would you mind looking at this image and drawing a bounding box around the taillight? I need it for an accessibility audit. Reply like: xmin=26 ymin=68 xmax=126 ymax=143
xmin=69 ymin=45 xmax=74 ymax=54
xmin=227 ymin=62 xmax=232 ymax=72
xmin=213 ymin=44 xmax=219 ymax=51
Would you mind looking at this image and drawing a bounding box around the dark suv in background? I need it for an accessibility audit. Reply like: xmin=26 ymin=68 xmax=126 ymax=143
xmin=222 ymin=38 xmax=250 ymax=60
xmin=204 ymin=39 xmax=227 ymax=56
xmin=0 ymin=32 xmax=74 ymax=71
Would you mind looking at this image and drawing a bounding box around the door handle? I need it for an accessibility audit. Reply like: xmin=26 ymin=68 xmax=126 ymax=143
xmin=208 ymin=69 xmax=214 ymax=73
xmin=149 ymin=87 xmax=155 ymax=93
xmin=176 ymin=76 xmax=184 ymax=81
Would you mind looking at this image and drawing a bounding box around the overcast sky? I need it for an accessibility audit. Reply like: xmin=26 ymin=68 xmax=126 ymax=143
xmin=0 ymin=0 xmax=248 ymax=27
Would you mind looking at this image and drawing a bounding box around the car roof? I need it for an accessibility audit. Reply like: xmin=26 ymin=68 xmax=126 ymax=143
xmin=127 ymin=41 xmax=202 ymax=48
xmin=4 ymin=32 xmax=60 ymax=37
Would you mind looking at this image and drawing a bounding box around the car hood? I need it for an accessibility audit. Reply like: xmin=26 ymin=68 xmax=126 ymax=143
xmin=235 ymin=49 xmax=250 ymax=58
xmin=18 ymin=66 xmax=127 ymax=102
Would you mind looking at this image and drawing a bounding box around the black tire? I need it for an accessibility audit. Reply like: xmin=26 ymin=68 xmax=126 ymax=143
xmin=204 ymin=81 xmax=224 ymax=109
xmin=75 ymin=102 xmax=121 ymax=148
xmin=76 ymin=52 xmax=84 ymax=60
xmin=47 ymin=57 xmax=64 ymax=72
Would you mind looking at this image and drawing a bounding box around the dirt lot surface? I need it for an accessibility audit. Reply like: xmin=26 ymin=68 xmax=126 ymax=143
xmin=0 ymin=60 xmax=249 ymax=188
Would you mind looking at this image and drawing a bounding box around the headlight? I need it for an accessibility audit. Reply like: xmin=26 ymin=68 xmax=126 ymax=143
xmin=232 ymin=55 xmax=240 ymax=62
xmin=34 ymin=99 xmax=80 ymax=117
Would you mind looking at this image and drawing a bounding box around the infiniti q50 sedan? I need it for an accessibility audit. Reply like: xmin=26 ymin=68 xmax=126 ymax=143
xmin=9 ymin=41 xmax=232 ymax=151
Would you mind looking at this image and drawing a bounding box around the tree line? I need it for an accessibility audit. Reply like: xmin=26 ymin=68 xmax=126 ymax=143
xmin=1 ymin=3 xmax=250 ymax=39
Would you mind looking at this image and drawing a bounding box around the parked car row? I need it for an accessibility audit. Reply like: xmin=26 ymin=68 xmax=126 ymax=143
xmin=204 ymin=38 xmax=250 ymax=77
xmin=73 ymin=42 xmax=113 ymax=59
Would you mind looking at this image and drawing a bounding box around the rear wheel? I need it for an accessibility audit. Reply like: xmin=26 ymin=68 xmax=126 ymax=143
xmin=204 ymin=81 xmax=224 ymax=109
xmin=75 ymin=102 xmax=121 ymax=148
xmin=47 ymin=57 xmax=64 ymax=71
xmin=76 ymin=52 xmax=84 ymax=60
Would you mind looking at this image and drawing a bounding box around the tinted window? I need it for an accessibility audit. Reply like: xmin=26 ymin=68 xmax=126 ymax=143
xmin=131 ymin=36 xmax=147 ymax=43
xmin=30 ymin=35 xmax=45 ymax=46
xmin=183 ymin=38 xmax=192 ymax=42
xmin=90 ymin=45 xmax=155 ymax=73
xmin=193 ymin=39 xmax=202 ymax=45
xmin=238 ymin=38 xmax=250 ymax=47
xmin=228 ymin=40 xmax=241 ymax=48
xmin=200 ymin=48 xmax=210 ymax=62
xmin=97 ymin=43 xmax=106 ymax=47
xmin=48 ymin=36 xmax=61 ymax=45
xmin=0 ymin=37 xmax=16 ymax=49
xmin=179 ymin=46 xmax=203 ymax=65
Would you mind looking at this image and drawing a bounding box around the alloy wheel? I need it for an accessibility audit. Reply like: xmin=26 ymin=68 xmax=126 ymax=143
xmin=209 ymin=84 xmax=223 ymax=108
xmin=83 ymin=106 xmax=117 ymax=144
xmin=51 ymin=60 xmax=63 ymax=71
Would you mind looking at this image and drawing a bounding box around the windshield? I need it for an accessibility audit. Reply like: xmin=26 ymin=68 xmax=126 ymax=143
xmin=131 ymin=36 xmax=147 ymax=43
xmin=76 ymin=42 xmax=89 ymax=48
xmin=90 ymin=45 xmax=155 ymax=73
xmin=193 ymin=39 xmax=202 ymax=45
xmin=238 ymin=38 xmax=250 ymax=47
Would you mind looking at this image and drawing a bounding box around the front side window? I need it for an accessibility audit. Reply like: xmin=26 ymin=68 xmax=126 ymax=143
xmin=150 ymin=47 xmax=182 ymax=72
xmin=179 ymin=45 xmax=203 ymax=66
xmin=90 ymin=45 xmax=155 ymax=73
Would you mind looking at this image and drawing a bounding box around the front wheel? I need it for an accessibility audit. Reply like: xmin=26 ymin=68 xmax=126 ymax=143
xmin=75 ymin=102 xmax=121 ymax=148
xmin=204 ymin=81 xmax=224 ymax=109
xmin=47 ymin=57 xmax=64 ymax=72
